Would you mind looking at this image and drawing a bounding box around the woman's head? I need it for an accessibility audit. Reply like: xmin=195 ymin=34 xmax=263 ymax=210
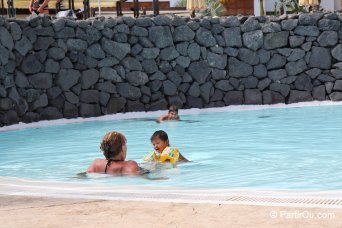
xmin=151 ymin=130 xmax=169 ymax=153
xmin=100 ymin=131 xmax=127 ymax=160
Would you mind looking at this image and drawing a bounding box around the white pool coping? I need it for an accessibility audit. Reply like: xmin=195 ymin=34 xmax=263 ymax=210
xmin=1 ymin=177 xmax=342 ymax=208
xmin=1 ymin=100 xmax=342 ymax=132
xmin=2 ymin=101 xmax=342 ymax=208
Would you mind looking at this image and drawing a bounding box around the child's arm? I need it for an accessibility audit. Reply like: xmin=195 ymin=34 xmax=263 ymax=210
xmin=156 ymin=114 xmax=169 ymax=123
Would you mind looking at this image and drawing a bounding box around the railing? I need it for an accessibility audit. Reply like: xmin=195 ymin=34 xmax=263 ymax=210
xmin=1 ymin=0 xmax=5 ymax=16
xmin=7 ymin=0 xmax=15 ymax=17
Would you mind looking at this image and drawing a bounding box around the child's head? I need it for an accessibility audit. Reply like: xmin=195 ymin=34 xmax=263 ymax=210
xmin=168 ymin=105 xmax=179 ymax=120
xmin=150 ymin=130 xmax=169 ymax=153
xmin=100 ymin=131 xmax=127 ymax=160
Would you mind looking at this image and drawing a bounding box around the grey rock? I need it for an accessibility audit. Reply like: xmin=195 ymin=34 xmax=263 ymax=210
xmin=168 ymin=96 xmax=183 ymax=108
xmin=258 ymin=78 xmax=271 ymax=91
xmin=3 ymin=110 xmax=19 ymax=125
xmin=162 ymin=80 xmax=177 ymax=96
xmin=195 ymin=27 xmax=216 ymax=47
xmin=102 ymin=28 xmax=114 ymax=39
xmin=241 ymin=17 xmax=261 ymax=32
xmin=131 ymin=26 xmax=148 ymax=37
xmin=241 ymin=76 xmax=258 ymax=89
xmin=331 ymin=69 xmax=342 ymax=79
xmin=31 ymin=94 xmax=48 ymax=110
xmin=188 ymin=61 xmax=211 ymax=84
xmin=14 ymin=36 xmax=32 ymax=56
xmin=288 ymin=90 xmax=313 ymax=103
xmin=223 ymin=27 xmax=242 ymax=47
xmin=210 ymin=89 xmax=223 ymax=102
xmin=264 ymin=31 xmax=289 ymax=50
xmin=99 ymin=67 xmax=122 ymax=82
xmin=138 ymin=37 xmax=154 ymax=48
xmin=212 ymin=24 xmax=224 ymax=34
xmin=63 ymin=102 xmax=78 ymax=118
xmin=64 ymin=91 xmax=79 ymax=104
xmin=80 ymin=90 xmax=100 ymax=103
xmin=285 ymin=59 xmax=307 ymax=75
xmin=299 ymin=14 xmax=318 ymax=25
xmin=207 ymin=52 xmax=227 ymax=69
xmin=99 ymin=92 xmax=110 ymax=106
xmin=81 ymin=69 xmax=99 ymax=89
xmin=56 ymin=69 xmax=81 ymax=91
xmin=52 ymin=18 xmax=66 ymax=32
xmin=331 ymin=44 xmax=342 ymax=61
xmin=295 ymin=74 xmax=313 ymax=91
xmin=330 ymin=92 xmax=342 ymax=101
xmin=312 ymin=85 xmax=326 ymax=100
xmin=176 ymin=42 xmax=189 ymax=56
xmin=224 ymin=47 xmax=239 ymax=57
xmin=262 ymin=22 xmax=281 ymax=33
xmin=14 ymin=71 xmax=29 ymax=88
xmin=141 ymin=48 xmax=160 ymax=59
xmin=79 ymin=103 xmax=101 ymax=117
xmin=317 ymin=74 xmax=335 ymax=82
xmin=148 ymin=80 xmax=162 ymax=92
xmin=126 ymin=100 xmax=145 ymax=112
xmin=287 ymin=49 xmax=306 ymax=62
xmin=200 ymin=81 xmax=213 ymax=103
xmin=117 ymin=83 xmax=141 ymax=99
xmin=263 ymin=90 xmax=285 ymax=104
xmin=21 ymin=54 xmax=41 ymax=74
xmin=60 ymin=57 xmax=74 ymax=69
xmin=115 ymin=24 xmax=130 ymax=34
xmin=220 ymin=16 xmax=241 ymax=27
xmin=10 ymin=22 xmax=22 ymax=41
xmin=35 ymin=26 xmax=54 ymax=37
xmin=174 ymin=25 xmax=195 ymax=42
xmin=105 ymin=97 xmax=126 ymax=114
xmin=4 ymin=75 xmax=14 ymax=89
xmin=309 ymin=46 xmax=331 ymax=69
xmin=126 ymin=71 xmax=148 ymax=86
xmin=160 ymin=47 xmax=180 ymax=61
xmin=167 ymin=71 xmax=182 ymax=86
xmin=0 ymin=98 xmax=13 ymax=111
xmin=22 ymin=112 xmax=39 ymax=123
xmin=0 ymin=44 xmax=9 ymax=65
xmin=301 ymin=42 xmax=312 ymax=52
xmin=66 ymin=39 xmax=87 ymax=52
xmin=0 ymin=27 xmax=14 ymax=50
xmin=211 ymin=69 xmax=227 ymax=80
xmin=186 ymin=95 xmax=203 ymax=108
xmin=149 ymin=26 xmax=173 ymax=48
xmin=317 ymin=31 xmax=338 ymax=47
xmin=149 ymin=99 xmax=168 ymax=111
xmin=244 ymin=89 xmax=262 ymax=104
xmin=223 ymin=91 xmax=243 ymax=105
xmin=333 ymin=80 xmax=342 ymax=91
xmin=131 ymin=44 xmax=143 ymax=56
xmin=278 ymin=48 xmax=292 ymax=57
xmin=270 ymin=82 xmax=290 ymax=97
xmin=136 ymin=17 xmax=152 ymax=27
xmin=267 ymin=54 xmax=286 ymax=70
xmin=258 ymin=49 xmax=270 ymax=64
xmin=188 ymin=43 xmax=201 ymax=60
xmin=306 ymin=68 xmax=322 ymax=79
xmin=289 ymin=36 xmax=305 ymax=48
xmin=229 ymin=57 xmax=253 ymax=78
xmin=101 ymin=38 xmax=130 ymax=60
xmin=45 ymin=59 xmax=60 ymax=73
xmin=92 ymin=20 xmax=104 ymax=30
xmin=215 ymin=80 xmax=233 ymax=91
xmin=54 ymin=27 xmax=75 ymax=39
xmin=28 ymin=73 xmax=52 ymax=89
xmin=48 ymin=47 xmax=65 ymax=60
xmin=176 ymin=56 xmax=191 ymax=68
xmin=47 ymin=86 xmax=62 ymax=99
xmin=254 ymin=64 xmax=267 ymax=78
xmin=318 ymin=19 xmax=340 ymax=31
xmin=281 ymin=19 xmax=298 ymax=31
xmin=238 ymin=48 xmax=259 ymax=65
xmin=121 ymin=57 xmax=142 ymax=71
xmin=243 ymin=30 xmax=263 ymax=51
xmin=187 ymin=21 xmax=200 ymax=31
xmin=142 ymin=59 xmax=158 ymax=74
xmin=268 ymin=69 xmax=287 ymax=81
xmin=294 ymin=26 xmax=319 ymax=37
xmin=26 ymin=89 xmax=40 ymax=103
xmin=188 ymin=82 xmax=200 ymax=97
xmin=34 ymin=37 xmax=54 ymax=50
xmin=86 ymin=43 xmax=105 ymax=59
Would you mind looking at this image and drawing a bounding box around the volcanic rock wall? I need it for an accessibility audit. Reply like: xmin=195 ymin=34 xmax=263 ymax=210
xmin=1 ymin=13 xmax=342 ymax=126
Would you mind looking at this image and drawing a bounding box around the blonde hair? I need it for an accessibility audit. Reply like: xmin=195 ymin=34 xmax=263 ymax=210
xmin=100 ymin=131 xmax=126 ymax=159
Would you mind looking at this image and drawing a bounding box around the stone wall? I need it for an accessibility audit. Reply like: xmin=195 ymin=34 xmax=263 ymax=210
xmin=1 ymin=13 xmax=342 ymax=126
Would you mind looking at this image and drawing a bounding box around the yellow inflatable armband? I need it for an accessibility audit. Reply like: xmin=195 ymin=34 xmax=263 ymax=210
xmin=159 ymin=147 xmax=179 ymax=163
xmin=143 ymin=151 xmax=159 ymax=162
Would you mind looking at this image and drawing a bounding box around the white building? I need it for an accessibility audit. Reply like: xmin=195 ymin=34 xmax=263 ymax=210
xmin=254 ymin=0 xmax=341 ymax=16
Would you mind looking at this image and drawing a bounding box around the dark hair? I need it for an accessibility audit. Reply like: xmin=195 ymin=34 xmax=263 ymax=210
xmin=168 ymin=105 xmax=178 ymax=113
xmin=100 ymin=131 xmax=126 ymax=159
xmin=150 ymin=130 xmax=169 ymax=142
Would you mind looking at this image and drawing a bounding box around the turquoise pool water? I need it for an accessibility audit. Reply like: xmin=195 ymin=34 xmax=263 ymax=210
xmin=0 ymin=105 xmax=342 ymax=190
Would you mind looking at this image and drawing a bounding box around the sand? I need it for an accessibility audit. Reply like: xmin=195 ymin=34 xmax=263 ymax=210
xmin=0 ymin=195 xmax=341 ymax=228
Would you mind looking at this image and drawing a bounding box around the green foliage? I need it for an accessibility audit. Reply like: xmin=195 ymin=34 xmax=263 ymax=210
xmin=176 ymin=0 xmax=187 ymax=8
xmin=198 ymin=0 xmax=224 ymax=17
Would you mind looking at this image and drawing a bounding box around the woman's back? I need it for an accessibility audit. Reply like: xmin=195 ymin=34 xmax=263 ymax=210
xmin=87 ymin=158 xmax=139 ymax=175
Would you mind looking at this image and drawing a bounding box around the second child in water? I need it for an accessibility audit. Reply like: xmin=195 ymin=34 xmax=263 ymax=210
xmin=144 ymin=130 xmax=188 ymax=163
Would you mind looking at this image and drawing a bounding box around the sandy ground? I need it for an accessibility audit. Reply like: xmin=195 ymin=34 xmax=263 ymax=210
xmin=0 ymin=195 xmax=341 ymax=228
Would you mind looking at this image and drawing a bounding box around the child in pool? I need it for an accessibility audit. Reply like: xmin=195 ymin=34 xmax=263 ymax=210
xmin=87 ymin=131 xmax=139 ymax=175
xmin=144 ymin=130 xmax=188 ymax=163
xmin=157 ymin=105 xmax=180 ymax=123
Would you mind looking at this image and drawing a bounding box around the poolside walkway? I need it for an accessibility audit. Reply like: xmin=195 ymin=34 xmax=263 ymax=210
xmin=1 ymin=195 xmax=341 ymax=228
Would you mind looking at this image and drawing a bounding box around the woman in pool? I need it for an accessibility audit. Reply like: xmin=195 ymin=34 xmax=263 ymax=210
xmin=144 ymin=130 xmax=188 ymax=163
xmin=157 ymin=105 xmax=180 ymax=123
xmin=87 ymin=131 xmax=140 ymax=175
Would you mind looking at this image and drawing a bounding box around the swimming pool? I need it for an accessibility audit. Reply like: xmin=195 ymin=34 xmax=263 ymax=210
xmin=0 ymin=103 xmax=342 ymax=190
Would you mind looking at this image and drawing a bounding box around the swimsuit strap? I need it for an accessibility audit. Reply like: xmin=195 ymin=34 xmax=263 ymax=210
xmin=104 ymin=158 xmax=121 ymax=174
